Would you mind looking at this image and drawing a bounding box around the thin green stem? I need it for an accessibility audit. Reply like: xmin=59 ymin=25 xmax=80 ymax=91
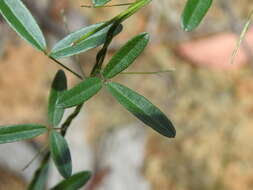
xmin=120 ymin=69 xmax=175 ymax=75
xmin=73 ymin=0 xmax=151 ymax=45
xmin=22 ymin=143 xmax=49 ymax=171
xmin=49 ymin=56 xmax=83 ymax=80
xmin=81 ymin=3 xmax=134 ymax=8
xmin=231 ymin=9 xmax=253 ymax=64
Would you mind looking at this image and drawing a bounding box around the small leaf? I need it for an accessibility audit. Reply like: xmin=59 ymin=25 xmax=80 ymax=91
xmin=28 ymin=154 xmax=50 ymax=190
xmin=0 ymin=0 xmax=46 ymax=51
xmin=51 ymin=171 xmax=91 ymax=190
xmin=102 ymin=33 xmax=149 ymax=79
xmin=181 ymin=0 xmax=212 ymax=31
xmin=106 ymin=82 xmax=176 ymax=138
xmin=92 ymin=0 xmax=111 ymax=7
xmin=48 ymin=70 xmax=67 ymax=126
xmin=50 ymin=130 xmax=72 ymax=179
xmin=57 ymin=77 xmax=102 ymax=108
xmin=0 ymin=124 xmax=48 ymax=144
xmin=49 ymin=23 xmax=122 ymax=59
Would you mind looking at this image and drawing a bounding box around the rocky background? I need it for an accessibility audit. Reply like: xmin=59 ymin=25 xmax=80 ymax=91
xmin=1 ymin=0 xmax=253 ymax=190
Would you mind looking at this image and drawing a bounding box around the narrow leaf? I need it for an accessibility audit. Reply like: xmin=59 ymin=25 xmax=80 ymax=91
xmin=0 ymin=0 xmax=46 ymax=51
xmin=0 ymin=124 xmax=48 ymax=144
xmin=231 ymin=9 xmax=253 ymax=64
xmin=49 ymin=23 xmax=122 ymax=59
xmin=92 ymin=0 xmax=111 ymax=7
xmin=50 ymin=131 xmax=72 ymax=179
xmin=106 ymin=82 xmax=176 ymax=138
xmin=27 ymin=153 xmax=50 ymax=190
xmin=57 ymin=77 xmax=102 ymax=108
xmin=102 ymin=33 xmax=149 ymax=79
xmin=48 ymin=70 xmax=67 ymax=126
xmin=181 ymin=0 xmax=212 ymax=31
xmin=51 ymin=171 xmax=91 ymax=190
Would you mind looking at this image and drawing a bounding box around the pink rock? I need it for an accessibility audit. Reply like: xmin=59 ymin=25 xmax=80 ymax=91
xmin=176 ymin=28 xmax=253 ymax=70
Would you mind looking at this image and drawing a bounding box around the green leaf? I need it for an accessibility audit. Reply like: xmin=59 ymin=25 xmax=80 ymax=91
xmin=106 ymin=82 xmax=176 ymax=138
xmin=49 ymin=23 xmax=122 ymax=59
xmin=57 ymin=77 xmax=102 ymax=108
xmin=92 ymin=0 xmax=111 ymax=7
xmin=0 ymin=124 xmax=48 ymax=144
xmin=51 ymin=171 xmax=91 ymax=190
xmin=181 ymin=0 xmax=212 ymax=31
xmin=0 ymin=0 xmax=46 ymax=51
xmin=50 ymin=130 xmax=72 ymax=179
xmin=48 ymin=70 xmax=67 ymax=126
xmin=27 ymin=154 xmax=50 ymax=190
xmin=102 ymin=33 xmax=149 ymax=79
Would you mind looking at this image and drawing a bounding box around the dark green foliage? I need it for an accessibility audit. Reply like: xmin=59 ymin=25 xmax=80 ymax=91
xmin=0 ymin=124 xmax=48 ymax=144
xmin=48 ymin=70 xmax=67 ymax=126
xmin=57 ymin=77 xmax=102 ymax=108
xmin=50 ymin=23 xmax=122 ymax=59
xmin=50 ymin=131 xmax=72 ymax=179
xmin=102 ymin=33 xmax=149 ymax=79
xmin=0 ymin=0 xmax=46 ymax=51
xmin=50 ymin=171 xmax=91 ymax=190
xmin=0 ymin=0 xmax=216 ymax=186
xmin=181 ymin=0 xmax=212 ymax=31
xmin=106 ymin=82 xmax=176 ymax=138
xmin=28 ymin=154 xmax=50 ymax=190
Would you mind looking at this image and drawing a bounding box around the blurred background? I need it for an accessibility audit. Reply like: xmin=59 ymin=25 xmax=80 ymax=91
xmin=1 ymin=0 xmax=253 ymax=189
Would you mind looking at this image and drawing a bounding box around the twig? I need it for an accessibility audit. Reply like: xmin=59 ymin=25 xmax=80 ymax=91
xmin=81 ymin=3 xmax=133 ymax=8
xmin=49 ymin=56 xmax=83 ymax=80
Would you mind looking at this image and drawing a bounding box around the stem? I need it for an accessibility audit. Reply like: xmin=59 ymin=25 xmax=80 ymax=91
xmin=120 ymin=70 xmax=175 ymax=75
xmin=61 ymin=103 xmax=84 ymax=136
xmin=90 ymin=21 xmax=121 ymax=76
xmin=73 ymin=0 xmax=151 ymax=45
xmin=231 ymin=9 xmax=253 ymax=64
xmin=81 ymin=3 xmax=134 ymax=8
xmin=49 ymin=56 xmax=83 ymax=80
xmin=22 ymin=143 xmax=49 ymax=171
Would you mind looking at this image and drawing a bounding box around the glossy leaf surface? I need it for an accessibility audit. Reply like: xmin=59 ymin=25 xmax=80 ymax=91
xmin=48 ymin=70 xmax=67 ymax=126
xmin=102 ymin=33 xmax=149 ymax=79
xmin=57 ymin=77 xmax=102 ymax=108
xmin=181 ymin=0 xmax=212 ymax=31
xmin=106 ymin=82 xmax=176 ymax=138
xmin=50 ymin=23 xmax=122 ymax=59
xmin=50 ymin=131 xmax=72 ymax=179
xmin=0 ymin=124 xmax=48 ymax=144
xmin=51 ymin=171 xmax=91 ymax=190
xmin=0 ymin=0 xmax=46 ymax=51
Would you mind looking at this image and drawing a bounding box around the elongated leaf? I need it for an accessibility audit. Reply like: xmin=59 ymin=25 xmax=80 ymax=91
xmin=50 ymin=131 xmax=72 ymax=179
xmin=50 ymin=23 xmax=122 ymax=59
xmin=51 ymin=171 xmax=91 ymax=190
xmin=92 ymin=0 xmax=111 ymax=7
xmin=57 ymin=77 xmax=102 ymax=108
xmin=48 ymin=70 xmax=67 ymax=126
xmin=102 ymin=33 xmax=149 ymax=79
xmin=0 ymin=0 xmax=46 ymax=51
xmin=0 ymin=124 xmax=48 ymax=144
xmin=28 ymin=153 xmax=50 ymax=190
xmin=181 ymin=0 xmax=212 ymax=31
xmin=106 ymin=82 xmax=176 ymax=138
